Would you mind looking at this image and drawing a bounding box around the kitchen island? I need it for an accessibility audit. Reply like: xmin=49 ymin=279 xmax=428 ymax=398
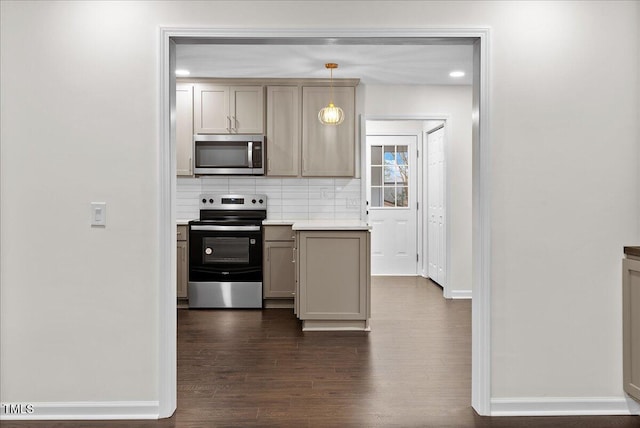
xmin=264 ymin=219 xmax=371 ymax=331
xmin=623 ymin=246 xmax=640 ymax=402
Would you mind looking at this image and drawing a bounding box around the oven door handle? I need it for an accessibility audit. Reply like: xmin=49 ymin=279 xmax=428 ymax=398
xmin=190 ymin=225 xmax=261 ymax=232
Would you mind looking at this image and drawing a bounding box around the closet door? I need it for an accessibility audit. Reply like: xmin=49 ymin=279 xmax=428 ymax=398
xmin=427 ymin=127 xmax=446 ymax=286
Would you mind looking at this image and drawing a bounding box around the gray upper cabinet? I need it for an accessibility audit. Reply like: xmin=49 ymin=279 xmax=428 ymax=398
xmin=266 ymin=86 xmax=299 ymax=176
xmin=176 ymin=83 xmax=194 ymax=176
xmin=301 ymin=86 xmax=356 ymax=177
xmin=179 ymin=79 xmax=358 ymax=178
xmin=194 ymin=84 xmax=264 ymax=134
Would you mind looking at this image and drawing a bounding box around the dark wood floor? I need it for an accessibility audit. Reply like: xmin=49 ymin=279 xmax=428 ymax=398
xmin=4 ymin=277 xmax=639 ymax=427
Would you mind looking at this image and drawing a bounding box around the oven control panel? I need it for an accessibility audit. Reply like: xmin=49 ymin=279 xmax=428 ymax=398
xmin=199 ymin=194 xmax=267 ymax=210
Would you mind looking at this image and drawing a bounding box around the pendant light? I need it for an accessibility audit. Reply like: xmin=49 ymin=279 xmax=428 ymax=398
xmin=318 ymin=63 xmax=345 ymax=125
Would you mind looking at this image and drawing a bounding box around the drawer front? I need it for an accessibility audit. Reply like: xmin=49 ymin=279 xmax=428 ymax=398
xmin=177 ymin=225 xmax=188 ymax=241
xmin=264 ymin=225 xmax=294 ymax=241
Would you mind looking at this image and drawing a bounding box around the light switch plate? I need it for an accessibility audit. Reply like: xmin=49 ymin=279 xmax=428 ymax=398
xmin=90 ymin=202 xmax=107 ymax=226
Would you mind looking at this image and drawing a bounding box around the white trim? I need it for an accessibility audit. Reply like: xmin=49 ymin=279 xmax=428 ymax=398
xmin=159 ymin=27 xmax=492 ymax=417
xmin=450 ymin=289 xmax=472 ymax=299
xmin=0 ymin=401 xmax=159 ymax=420
xmin=491 ymin=397 xmax=640 ymax=416
xmin=158 ymin=28 xmax=177 ymax=420
xmin=471 ymin=32 xmax=492 ymax=416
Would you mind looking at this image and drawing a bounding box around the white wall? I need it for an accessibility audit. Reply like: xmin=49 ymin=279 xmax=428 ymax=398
xmin=1 ymin=0 xmax=638 ymax=418
xmin=364 ymin=86 xmax=473 ymax=294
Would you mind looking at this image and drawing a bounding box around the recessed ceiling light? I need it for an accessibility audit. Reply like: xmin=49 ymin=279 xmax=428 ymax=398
xmin=175 ymin=69 xmax=190 ymax=76
xmin=449 ymin=71 xmax=465 ymax=78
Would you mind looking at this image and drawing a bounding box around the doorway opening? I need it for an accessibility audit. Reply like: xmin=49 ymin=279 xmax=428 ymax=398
xmin=159 ymin=28 xmax=491 ymax=418
xmin=364 ymin=118 xmax=455 ymax=298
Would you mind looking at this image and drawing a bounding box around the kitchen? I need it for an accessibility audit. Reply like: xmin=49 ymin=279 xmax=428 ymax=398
xmin=172 ymin=42 xmax=475 ymax=331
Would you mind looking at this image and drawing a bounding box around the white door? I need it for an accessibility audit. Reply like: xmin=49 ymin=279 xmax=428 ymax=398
xmin=366 ymin=135 xmax=418 ymax=275
xmin=427 ymin=127 xmax=446 ymax=285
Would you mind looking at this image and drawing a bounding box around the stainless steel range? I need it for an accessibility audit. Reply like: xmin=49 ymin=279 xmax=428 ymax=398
xmin=188 ymin=194 xmax=267 ymax=308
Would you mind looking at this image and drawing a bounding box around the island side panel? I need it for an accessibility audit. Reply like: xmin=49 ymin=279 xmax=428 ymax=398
xmin=298 ymin=230 xmax=368 ymax=320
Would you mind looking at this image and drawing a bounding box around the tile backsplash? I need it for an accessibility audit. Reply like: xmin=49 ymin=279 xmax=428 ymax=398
xmin=177 ymin=177 xmax=362 ymax=221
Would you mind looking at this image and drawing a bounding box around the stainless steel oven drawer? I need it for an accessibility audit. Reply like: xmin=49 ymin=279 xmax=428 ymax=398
xmin=188 ymin=281 xmax=262 ymax=308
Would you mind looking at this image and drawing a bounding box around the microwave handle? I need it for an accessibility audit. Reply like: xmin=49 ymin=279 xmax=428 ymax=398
xmin=248 ymin=141 xmax=253 ymax=167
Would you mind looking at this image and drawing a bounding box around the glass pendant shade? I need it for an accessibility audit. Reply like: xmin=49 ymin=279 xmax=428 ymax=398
xmin=318 ymin=63 xmax=344 ymax=125
xmin=318 ymin=102 xmax=345 ymax=125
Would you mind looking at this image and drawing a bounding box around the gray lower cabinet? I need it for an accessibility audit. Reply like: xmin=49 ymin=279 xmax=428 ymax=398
xmin=263 ymin=226 xmax=296 ymax=299
xmin=296 ymin=230 xmax=370 ymax=330
xmin=177 ymin=225 xmax=188 ymax=300
xmin=623 ymin=251 xmax=640 ymax=402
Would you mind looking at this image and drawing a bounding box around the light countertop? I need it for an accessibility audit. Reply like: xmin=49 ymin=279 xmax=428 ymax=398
xmin=288 ymin=219 xmax=371 ymax=231
xmin=181 ymin=218 xmax=370 ymax=231
xmin=262 ymin=219 xmax=297 ymax=226
xmin=625 ymin=246 xmax=640 ymax=258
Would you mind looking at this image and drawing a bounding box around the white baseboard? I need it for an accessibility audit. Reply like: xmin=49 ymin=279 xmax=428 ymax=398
xmin=491 ymin=396 xmax=640 ymax=416
xmin=0 ymin=401 xmax=159 ymax=420
xmin=449 ymin=289 xmax=472 ymax=299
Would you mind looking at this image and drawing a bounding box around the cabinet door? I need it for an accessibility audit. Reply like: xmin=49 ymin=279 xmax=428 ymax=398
xmin=230 ymin=86 xmax=264 ymax=134
xmin=194 ymin=84 xmax=230 ymax=133
xmin=302 ymin=86 xmax=355 ymax=177
xmin=176 ymin=83 xmax=193 ymax=176
xmin=298 ymin=231 xmax=368 ymax=320
xmin=264 ymin=240 xmax=296 ymax=298
xmin=623 ymin=257 xmax=640 ymax=402
xmin=266 ymin=86 xmax=299 ymax=176
xmin=177 ymin=240 xmax=188 ymax=299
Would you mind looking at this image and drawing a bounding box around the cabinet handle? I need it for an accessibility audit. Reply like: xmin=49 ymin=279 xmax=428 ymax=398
xmin=233 ymin=116 xmax=238 ymax=132
xmin=227 ymin=116 xmax=231 ymax=132
xmin=189 ymin=156 xmax=192 ymax=174
xmin=268 ymin=158 xmax=271 ymax=172
xmin=292 ymin=247 xmax=296 ymax=263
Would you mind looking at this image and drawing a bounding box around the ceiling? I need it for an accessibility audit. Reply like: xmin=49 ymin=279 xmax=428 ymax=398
xmin=175 ymin=43 xmax=474 ymax=86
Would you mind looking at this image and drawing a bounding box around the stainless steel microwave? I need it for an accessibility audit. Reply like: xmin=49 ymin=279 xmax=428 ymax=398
xmin=193 ymin=134 xmax=264 ymax=175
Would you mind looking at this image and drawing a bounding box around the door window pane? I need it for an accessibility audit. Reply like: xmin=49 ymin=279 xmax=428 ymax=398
xmin=371 ymin=166 xmax=382 ymax=186
xmin=371 ymin=146 xmax=383 ymax=165
xmin=397 ymin=146 xmax=408 ymax=165
xmin=384 ymin=166 xmax=399 ymax=184
xmin=398 ymin=166 xmax=408 ymax=185
xmin=397 ymin=187 xmax=409 ymax=207
xmin=384 ymin=146 xmax=395 ymax=165
xmin=384 ymin=187 xmax=395 ymax=206
xmin=371 ymin=187 xmax=382 ymax=207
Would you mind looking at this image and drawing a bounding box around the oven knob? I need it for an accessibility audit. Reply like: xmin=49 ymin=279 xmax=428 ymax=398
xmin=258 ymin=199 xmax=264 ymax=204
xmin=252 ymin=199 xmax=256 ymax=204
xmin=201 ymin=198 xmax=206 ymax=204
xmin=209 ymin=198 xmax=214 ymax=204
